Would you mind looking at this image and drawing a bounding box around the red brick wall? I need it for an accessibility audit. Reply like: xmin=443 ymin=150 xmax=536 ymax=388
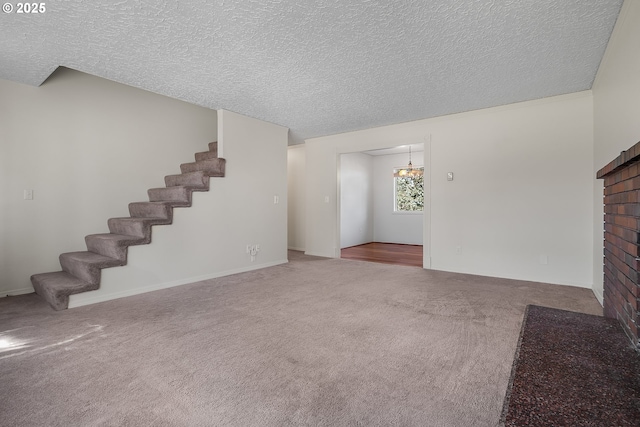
xmin=597 ymin=141 xmax=640 ymax=349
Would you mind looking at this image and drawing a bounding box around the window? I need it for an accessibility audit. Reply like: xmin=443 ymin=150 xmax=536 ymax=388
xmin=394 ymin=168 xmax=424 ymax=212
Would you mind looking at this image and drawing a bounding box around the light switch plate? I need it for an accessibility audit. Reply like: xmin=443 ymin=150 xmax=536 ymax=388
xmin=447 ymin=172 xmax=454 ymax=181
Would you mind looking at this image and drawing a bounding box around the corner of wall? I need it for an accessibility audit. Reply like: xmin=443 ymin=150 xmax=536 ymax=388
xmin=592 ymin=286 xmax=604 ymax=306
xmin=288 ymin=144 xmax=307 ymax=251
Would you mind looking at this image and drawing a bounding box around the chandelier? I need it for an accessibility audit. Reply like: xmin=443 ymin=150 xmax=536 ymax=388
xmin=393 ymin=146 xmax=423 ymax=178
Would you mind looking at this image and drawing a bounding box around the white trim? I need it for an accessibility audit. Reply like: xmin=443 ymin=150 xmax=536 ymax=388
xmin=1 ymin=287 xmax=34 ymax=297
xmin=304 ymin=250 xmax=332 ymax=259
xmin=68 ymin=259 xmax=288 ymax=309
xmin=429 ymin=266 xmax=593 ymax=289
xmin=592 ymin=286 xmax=604 ymax=306
xmin=216 ymin=109 xmax=224 ymax=158
xmin=288 ymin=246 xmax=306 ymax=252
xmin=392 ymin=211 xmax=424 ymax=215
xmin=423 ymin=135 xmax=432 ymax=270
xmin=336 ymin=152 xmax=342 ymax=259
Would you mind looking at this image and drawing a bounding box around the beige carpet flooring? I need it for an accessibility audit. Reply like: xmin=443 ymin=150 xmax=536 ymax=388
xmin=0 ymin=251 xmax=602 ymax=426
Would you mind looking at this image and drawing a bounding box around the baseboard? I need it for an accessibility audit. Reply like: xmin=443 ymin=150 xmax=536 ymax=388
xmin=592 ymin=286 xmax=604 ymax=306
xmin=304 ymin=250 xmax=334 ymax=259
xmin=68 ymin=259 xmax=289 ymax=309
xmin=1 ymin=287 xmax=34 ymax=297
xmin=288 ymin=246 xmax=305 ymax=252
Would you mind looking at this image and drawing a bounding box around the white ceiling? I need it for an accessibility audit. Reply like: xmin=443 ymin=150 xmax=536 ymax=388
xmin=0 ymin=1 xmax=623 ymax=144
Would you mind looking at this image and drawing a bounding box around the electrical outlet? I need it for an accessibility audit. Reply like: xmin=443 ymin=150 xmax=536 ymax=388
xmin=246 ymin=244 xmax=260 ymax=261
xmin=23 ymin=189 xmax=33 ymax=200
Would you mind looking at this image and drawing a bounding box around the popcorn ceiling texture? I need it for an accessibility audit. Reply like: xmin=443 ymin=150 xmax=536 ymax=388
xmin=0 ymin=0 xmax=623 ymax=143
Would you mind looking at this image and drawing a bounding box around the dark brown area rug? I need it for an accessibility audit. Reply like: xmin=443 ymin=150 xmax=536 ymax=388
xmin=500 ymin=305 xmax=640 ymax=426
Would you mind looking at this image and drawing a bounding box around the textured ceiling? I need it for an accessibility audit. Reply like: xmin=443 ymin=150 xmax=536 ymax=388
xmin=0 ymin=0 xmax=623 ymax=144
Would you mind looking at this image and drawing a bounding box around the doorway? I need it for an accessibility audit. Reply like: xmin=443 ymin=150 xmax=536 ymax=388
xmin=339 ymin=144 xmax=425 ymax=267
xmin=341 ymin=242 xmax=423 ymax=267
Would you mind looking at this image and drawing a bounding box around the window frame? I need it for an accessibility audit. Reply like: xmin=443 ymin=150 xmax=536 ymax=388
xmin=393 ymin=167 xmax=425 ymax=214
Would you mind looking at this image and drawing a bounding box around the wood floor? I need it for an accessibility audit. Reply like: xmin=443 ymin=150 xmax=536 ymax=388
xmin=341 ymin=242 xmax=423 ymax=267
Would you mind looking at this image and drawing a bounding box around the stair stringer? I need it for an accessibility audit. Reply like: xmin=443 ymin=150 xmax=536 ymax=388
xmin=30 ymin=141 xmax=225 ymax=310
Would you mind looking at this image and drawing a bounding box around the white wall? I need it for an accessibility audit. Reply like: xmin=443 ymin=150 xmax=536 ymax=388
xmin=304 ymin=92 xmax=594 ymax=288
xmin=592 ymin=0 xmax=640 ymax=303
xmin=0 ymin=68 xmax=217 ymax=296
xmin=70 ymin=109 xmax=288 ymax=307
xmin=372 ymin=152 xmax=423 ymax=245
xmin=0 ymin=68 xmax=289 ymax=305
xmin=287 ymin=145 xmax=306 ymax=251
xmin=340 ymin=153 xmax=374 ymax=248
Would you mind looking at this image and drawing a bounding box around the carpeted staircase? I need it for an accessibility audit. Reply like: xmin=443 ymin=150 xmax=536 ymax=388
xmin=30 ymin=141 xmax=225 ymax=311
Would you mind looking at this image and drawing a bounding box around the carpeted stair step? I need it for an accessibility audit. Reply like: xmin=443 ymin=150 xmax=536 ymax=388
xmin=195 ymin=151 xmax=218 ymax=161
xmin=180 ymin=158 xmax=226 ymax=177
xmin=59 ymin=251 xmax=122 ymax=286
xmin=192 ymin=140 xmax=219 ymax=164
xmin=30 ymin=141 xmax=226 ymax=310
xmin=195 ymin=150 xmax=219 ymax=162
xmin=148 ymin=186 xmax=192 ymax=205
xmin=85 ymin=233 xmax=147 ymax=262
xmin=107 ymin=217 xmax=170 ymax=238
xmin=164 ymin=171 xmax=209 ymax=190
xmin=31 ymin=271 xmax=98 ymax=311
xmin=128 ymin=201 xmax=174 ymax=220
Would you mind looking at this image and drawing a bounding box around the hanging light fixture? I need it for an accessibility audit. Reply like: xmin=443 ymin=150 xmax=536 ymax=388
xmin=393 ymin=146 xmax=423 ymax=178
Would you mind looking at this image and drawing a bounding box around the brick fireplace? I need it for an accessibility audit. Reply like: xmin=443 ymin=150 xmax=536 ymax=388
xmin=597 ymin=141 xmax=640 ymax=350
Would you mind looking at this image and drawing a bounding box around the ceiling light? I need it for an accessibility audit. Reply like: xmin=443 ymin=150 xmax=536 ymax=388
xmin=394 ymin=146 xmax=423 ymax=178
